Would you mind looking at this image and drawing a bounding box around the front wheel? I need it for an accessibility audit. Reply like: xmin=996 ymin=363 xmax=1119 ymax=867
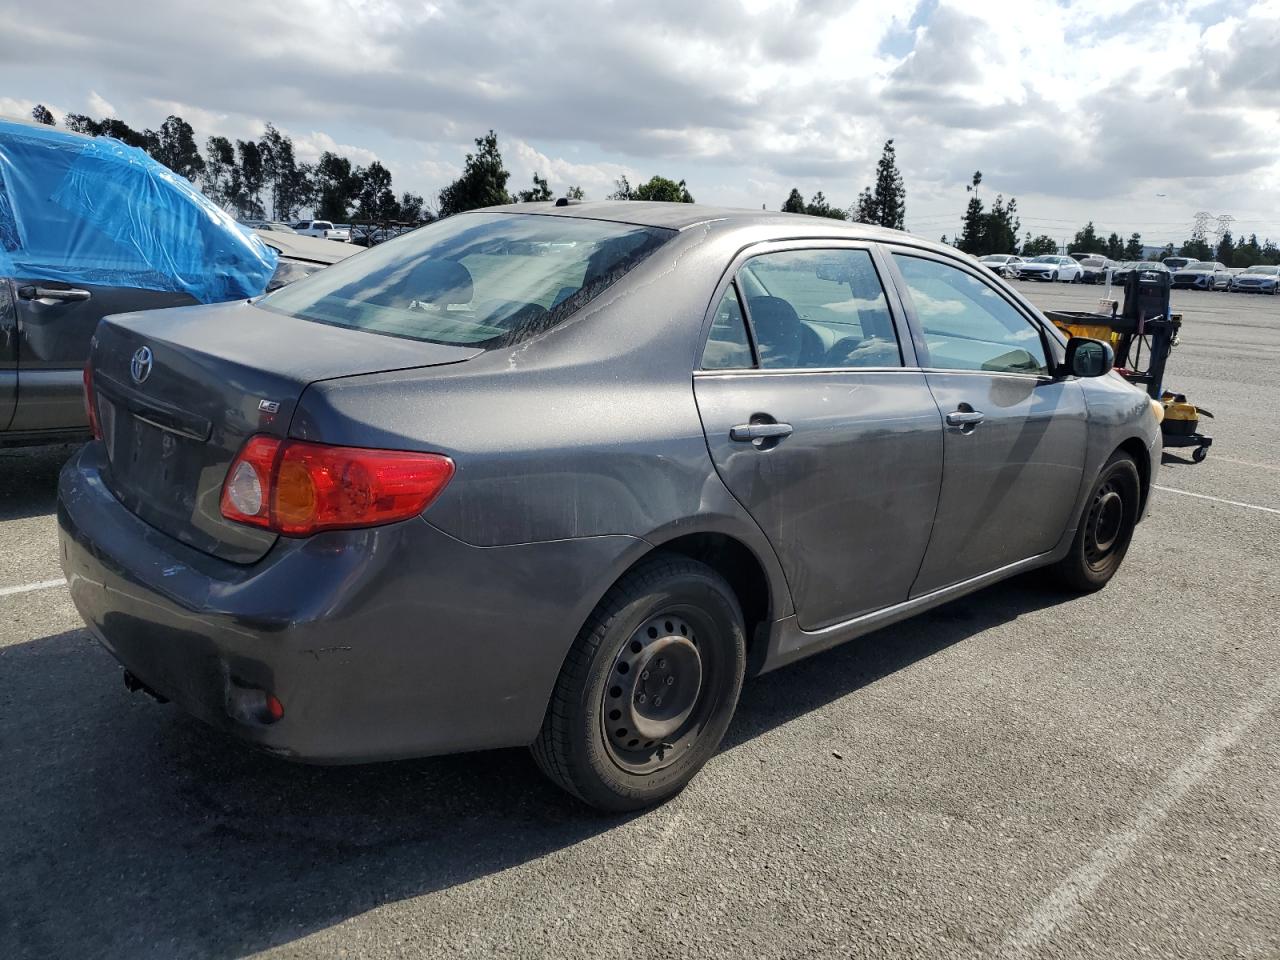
xmin=1050 ymin=270 xmax=1059 ymax=282
xmin=1048 ymin=452 xmax=1141 ymax=592
xmin=532 ymin=554 xmax=747 ymax=811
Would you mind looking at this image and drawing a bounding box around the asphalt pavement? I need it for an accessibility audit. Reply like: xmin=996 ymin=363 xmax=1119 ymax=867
xmin=1 ymin=281 xmax=1277 ymax=959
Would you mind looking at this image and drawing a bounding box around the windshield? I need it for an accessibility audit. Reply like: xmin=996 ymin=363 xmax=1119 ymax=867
xmin=1245 ymin=265 xmax=1279 ymax=275
xmin=259 ymin=212 xmax=674 ymax=347
xmin=979 ymin=255 xmax=1007 ymax=263
xmin=1031 ymin=255 xmax=1058 ymax=263
xmin=1081 ymin=258 xmax=1105 ymax=267
xmin=1186 ymin=261 xmax=1213 ymax=270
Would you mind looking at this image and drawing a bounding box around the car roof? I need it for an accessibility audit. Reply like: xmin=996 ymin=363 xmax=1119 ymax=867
xmin=477 ymin=200 xmax=924 ymax=243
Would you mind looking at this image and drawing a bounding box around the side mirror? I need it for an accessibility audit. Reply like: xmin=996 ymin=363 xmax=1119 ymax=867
xmin=1064 ymin=337 xmax=1113 ymax=378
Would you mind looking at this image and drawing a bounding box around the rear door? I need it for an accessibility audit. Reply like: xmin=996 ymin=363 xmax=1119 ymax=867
xmin=885 ymin=249 xmax=1088 ymax=594
xmin=693 ymin=242 xmax=944 ymax=631
xmin=8 ymin=279 xmax=193 ymax=433
xmin=0 ymin=280 xmax=16 ymax=430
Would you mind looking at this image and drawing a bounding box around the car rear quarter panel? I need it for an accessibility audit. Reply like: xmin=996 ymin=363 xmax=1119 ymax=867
xmin=289 ymin=222 xmax=796 ymax=613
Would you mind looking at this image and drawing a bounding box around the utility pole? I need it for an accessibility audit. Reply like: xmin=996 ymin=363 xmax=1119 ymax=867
xmin=1191 ymin=211 xmax=1212 ymax=242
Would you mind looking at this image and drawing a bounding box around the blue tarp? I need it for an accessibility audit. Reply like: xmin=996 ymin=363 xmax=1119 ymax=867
xmin=0 ymin=118 xmax=277 ymax=303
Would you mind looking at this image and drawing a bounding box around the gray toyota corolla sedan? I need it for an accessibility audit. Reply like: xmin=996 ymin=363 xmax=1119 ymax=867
xmin=59 ymin=202 xmax=1161 ymax=811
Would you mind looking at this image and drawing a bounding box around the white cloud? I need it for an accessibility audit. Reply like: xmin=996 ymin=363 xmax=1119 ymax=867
xmin=86 ymin=90 xmax=116 ymax=117
xmin=0 ymin=0 xmax=1276 ymax=238
xmin=291 ymin=130 xmax=378 ymax=166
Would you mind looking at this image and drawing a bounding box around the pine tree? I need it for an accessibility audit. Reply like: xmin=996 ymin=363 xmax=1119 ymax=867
xmin=804 ymin=192 xmax=848 ymax=220
xmin=1105 ymin=232 xmax=1124 ymax=259
xmin=1216 ymin=229 xmax=1235 ymax=265
xmin=853 ymin=187 xmax=876 ymax=224
xmin=1123 ymin=233 xmax=1143 ymax=260
xmin=958 ymin=172 xmax=985 ymax=254
xmin=871 ymin=139 xmax=905 ymax=230
xmin=781 ymin=188 xmax=806 ymax=213
xmin=1069 ymin=221 xmax=1099 ymax=254
xmin=31 ymin=104 xmax=55 ymax=125
xmin=982 ymin=195 xmax=1020 ymax=254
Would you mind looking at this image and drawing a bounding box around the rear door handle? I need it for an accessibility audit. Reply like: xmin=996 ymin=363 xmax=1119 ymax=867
xmin=945 ymin=409 xmax=985 ymax=427
xmin=730 ymin=422 xmax=793 ymax=442
xmin=18 ymin=285 xmax=92 ymax=302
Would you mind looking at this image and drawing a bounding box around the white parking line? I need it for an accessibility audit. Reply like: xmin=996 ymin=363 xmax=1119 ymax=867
xmin=1000 ymin=675 xmax=1280 ymax=958
xmin=0 ymin=578 xmax=66 ymax=598
xmin=1155 ymin=485 xmax=1280 ymax=516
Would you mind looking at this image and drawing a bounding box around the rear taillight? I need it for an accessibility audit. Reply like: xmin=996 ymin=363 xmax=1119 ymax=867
xmin=82 ymin=363 xmax=102 ymax=440
xmin=220 ymin=436 xmax=454 ymax=536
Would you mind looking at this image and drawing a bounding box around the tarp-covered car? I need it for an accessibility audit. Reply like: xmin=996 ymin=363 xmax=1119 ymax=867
xmin=1 ymin=118 xmax=328 ymax=447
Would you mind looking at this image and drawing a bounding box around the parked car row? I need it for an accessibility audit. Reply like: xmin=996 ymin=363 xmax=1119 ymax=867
xmin=292 ymin=219 xmax=352 ymax=243
xmin=1229 ymin=265 xmax=1280 ymax=294
xmin=1171 ymin=261 xmax=1231 ymax=291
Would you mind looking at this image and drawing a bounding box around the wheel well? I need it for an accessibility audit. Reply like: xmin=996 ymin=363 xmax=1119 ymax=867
xmin=642 ymin=533 xmax=772 ymax=670
xmin=1117 ymin=436 xmax=1152 ymax=513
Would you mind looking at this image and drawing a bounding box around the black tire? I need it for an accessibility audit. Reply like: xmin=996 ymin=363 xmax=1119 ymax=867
xmin=1049 ymin=452 xmax=1141 ymax=592
xmin=531 ymin=554 xmax=747 ymax=812
xmin=1050 ymin=270 xmax=1059 ymax=282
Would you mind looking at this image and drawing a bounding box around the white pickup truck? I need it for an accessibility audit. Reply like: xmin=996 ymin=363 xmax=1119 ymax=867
xmin=291 ymin=219 xmax=351 ymax=242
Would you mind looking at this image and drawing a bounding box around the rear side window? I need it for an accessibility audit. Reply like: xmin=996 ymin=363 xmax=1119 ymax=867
xmin=259 ymin=212 xmax=674 ymax=347
xmin=736 ymin=249 xmax=901 ymax=369
xmin=892 ymin=254 xmax=1048 ymax=376
xmin=702 ymin=284 xmax=753 ymax=370
xmin=314 ymin=221 xmax=333 ymax=230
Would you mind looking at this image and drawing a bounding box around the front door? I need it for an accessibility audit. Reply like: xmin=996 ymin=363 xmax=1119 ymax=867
xmin=886 ymin=250 xmax=1088 ymax=594
xmin=693 ymin=244 xmax=944 ymax=631
xmin=8 ymin=279 xmax=193 ymax=433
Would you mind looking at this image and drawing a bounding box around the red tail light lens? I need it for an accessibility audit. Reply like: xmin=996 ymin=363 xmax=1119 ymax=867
xmin=220 ymin=436 xmax=454 ymax=536
xmin=82 ymin=363 xmax=102 ymax=440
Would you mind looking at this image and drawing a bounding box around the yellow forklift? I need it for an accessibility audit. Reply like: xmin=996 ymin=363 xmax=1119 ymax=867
xmin=1046 ymin=265 xmax=1213 ymax=461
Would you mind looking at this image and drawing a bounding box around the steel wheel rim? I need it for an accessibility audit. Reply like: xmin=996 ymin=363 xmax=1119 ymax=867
xmin=601 ymin=611 xmax=716 ymax=774
xmin=1084 ymin=479 xmax=1127 ymax=568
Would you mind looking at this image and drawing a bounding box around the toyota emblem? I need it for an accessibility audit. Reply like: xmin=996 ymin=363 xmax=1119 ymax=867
xmin=130 ymin=346 xmax=153 ymax=384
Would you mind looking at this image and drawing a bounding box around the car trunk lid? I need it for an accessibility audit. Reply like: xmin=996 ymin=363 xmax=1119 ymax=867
xmin=91 ymin=299 xmax=480 ymax=563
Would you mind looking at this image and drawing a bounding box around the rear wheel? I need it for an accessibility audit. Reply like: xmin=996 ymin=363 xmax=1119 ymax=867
xmin=532 ymin=554 xmax=746 ymax=811
xmin=1049 ymin=452 xmax=1141 ymax=592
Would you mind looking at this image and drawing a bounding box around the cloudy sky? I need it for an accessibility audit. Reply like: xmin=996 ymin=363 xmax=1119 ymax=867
xmin=2 ymin=0 xmax=1277 ymax=245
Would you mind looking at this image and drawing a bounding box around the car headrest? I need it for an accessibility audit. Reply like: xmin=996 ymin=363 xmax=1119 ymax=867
xmin=406 ymin=258 xmax=473 ymax=305
xmin=747 ymin=296 xmax=802 ymax=367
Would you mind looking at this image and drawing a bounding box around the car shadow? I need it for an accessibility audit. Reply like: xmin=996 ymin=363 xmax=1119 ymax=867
xmin=0 ymin=443 xmax=78 ymax=520
xmin=2 ymin=575 xmax=1071 ymax=959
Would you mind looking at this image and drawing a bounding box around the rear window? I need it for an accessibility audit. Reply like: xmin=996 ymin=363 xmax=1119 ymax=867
xmin=259 ymin=212 xmax=674 ymax=347
xmin=313 ymin=221 xmax=333 ymax=230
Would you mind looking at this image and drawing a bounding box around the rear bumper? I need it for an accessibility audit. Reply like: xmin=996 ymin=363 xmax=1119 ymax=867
xmin=58 ymin=444 xmax=643 ymax=762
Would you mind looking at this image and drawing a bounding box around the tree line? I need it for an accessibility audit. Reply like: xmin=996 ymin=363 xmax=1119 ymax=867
xmin=30 ymin=104 xmax=427 ymax=225
xmin=25 ymin=105 xmax=1280 ymax=262
xmin=779 ymin=139 xmax=907 ymax=230
xmin=1060 ymin=220 xmax=1279 ymax=267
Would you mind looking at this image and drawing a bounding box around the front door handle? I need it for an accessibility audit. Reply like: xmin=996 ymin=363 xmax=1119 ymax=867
xmin=730 ymin=422 xmax=793 ymax=442
xmin=18 ymin=285 xmax=92 ymax=302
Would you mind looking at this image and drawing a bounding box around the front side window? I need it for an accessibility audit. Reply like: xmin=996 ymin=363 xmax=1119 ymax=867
xmin=702 ymin=284 xmax=754 ymax=370
xmin=892 ymin=254 xmax=1049 ymax=376
xmin=735 ymin=248 xmax=901 ymax=369
xmin=260 ymin=212 xmax=674 ymax=347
